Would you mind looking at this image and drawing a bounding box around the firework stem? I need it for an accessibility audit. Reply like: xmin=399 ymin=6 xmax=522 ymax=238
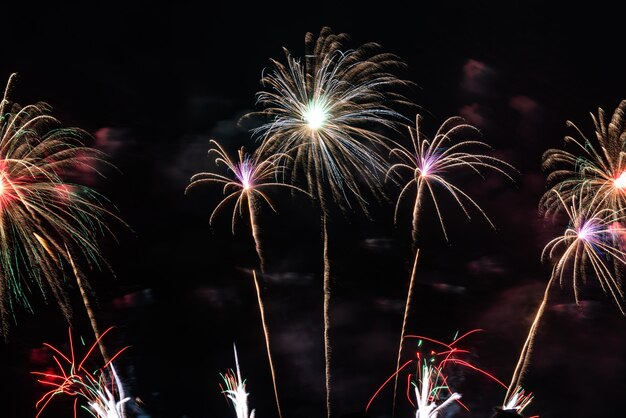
xmin=252 ymin=271 xmax=282 ymax=418
xmin=392 ymin=247 xmax=420 ymax=415
xmin=322 ymin=214 xmax=332 ymax=418
xmin=65 ymin=245 xmax=110 ymax=364
xmin=506 ymin=275 xmax=554 ymax=401
xmin=248 ymin=195 xmax=265 ymax=272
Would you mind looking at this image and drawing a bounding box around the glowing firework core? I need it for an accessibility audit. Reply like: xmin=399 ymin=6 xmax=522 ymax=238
xmin=304 ymin=100 xmax=328 ymax=130
xmin=577 ymin=221 xmax=594 ymax=241
xmin=235 ymin=162 xmax=254 ymax=190
xmin=614 ymin=171 xmax=626 ymax=190
xmin=0 ymin=175 xmax=5 ymax=196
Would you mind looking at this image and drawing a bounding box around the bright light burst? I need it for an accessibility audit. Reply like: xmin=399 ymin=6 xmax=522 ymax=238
xmin=253 ymin=26 xmax=410 ymax=211
xmin=220 ymin=344 xmax=255 ymax=418
xmin=33 ymin=327 xmax=130 ymax=418
xmin=0 ymin=73 xmax=118 ymax=334
xmin=389 ymin=115 xmax=515 ymax=242
xmin=541 ymin=100 xmax=626 ymax=215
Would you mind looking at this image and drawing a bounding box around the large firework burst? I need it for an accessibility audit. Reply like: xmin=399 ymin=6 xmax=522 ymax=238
xmin=0 ymin=73 xmax=118 ymax=335
xmin=541 ymin=100 xmax=626 ymax=215
xmin=253 ymin=26 xmax=409 ymax=211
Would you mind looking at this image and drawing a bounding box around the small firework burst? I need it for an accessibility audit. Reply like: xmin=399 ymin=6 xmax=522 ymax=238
xmin=186 ymin=139 xmax=303 ymax=268
xmin=367 ymin=330 xmax=507 ymax=416
xmin=220 ymin=344 xmax=255 ymax=418
xmin=388 ymin=114 xmax=515 ymax=242
xmin=33 ymin=327 xmax=129 ymax=418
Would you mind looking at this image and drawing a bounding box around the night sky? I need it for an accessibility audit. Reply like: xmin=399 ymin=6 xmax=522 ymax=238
xmin=1 ymin=2 xmax=626 ymax=418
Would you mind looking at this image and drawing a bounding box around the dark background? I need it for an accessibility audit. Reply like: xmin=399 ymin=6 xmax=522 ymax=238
xmin=1 ymin=1 xmax=625 ymax=417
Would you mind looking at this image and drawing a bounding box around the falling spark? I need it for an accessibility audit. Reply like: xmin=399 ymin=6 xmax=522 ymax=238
xmin=0 ymin=73 xmax=122 ymax=336
xmin=388 ymin=114 xmax=515 ymax=413
xmin=252 ymin=27 xmax=410 ymax=418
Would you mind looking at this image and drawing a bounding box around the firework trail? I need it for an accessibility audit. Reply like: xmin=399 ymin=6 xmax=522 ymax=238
xmin=186 ymin=139 xmax=302 ymax=271
xmin=541 ymin=100 xmax=626 ymax=215
xmin=33 ymin=327 xmax=130 ymax=418
xmin=252 ymin=27 xmax=409 ymax=418
xmin=0 ymin=73 xmax=122 ymax=345
xmin=187 ymin=142 xmax=302 ymax=417
xmin=506 ymin=190 xmax=626 ymax=401
xmin=253 ymin=271 xmax=282 ymax=418
xmin=367 ymin=330 xmax=507 ymax=417
xmin=220 ymin=343 xmax=255 ymax=418
xmin=387 ymin=115 xmax=515 ymax=414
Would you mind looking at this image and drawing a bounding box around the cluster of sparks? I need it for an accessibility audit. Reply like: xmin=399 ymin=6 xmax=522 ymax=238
xmin=33 ymin=328 xmax=129 ymax=418
xmin=367 ymin=330 xmax=515 ymax=417
xmin=220 ymin=344 xmax=255 ymax=418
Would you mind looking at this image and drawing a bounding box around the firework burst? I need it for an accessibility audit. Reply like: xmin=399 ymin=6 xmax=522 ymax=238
xmin=33 ymin=327 xmax=129 ymax=418
xmin=253 ymin=26 xmax=410 ymax=211
xmin=367 ymin=330 xmax=507 ymax=416
xmin=0 ymin=73 xmax=120 ymax=341
xmin=186 ymin=139 xmax=302 ymax=270
xmin=389 ymin=115 xmax=515 ymax=242
xmin=501 ymin=386 xmax=533 ymax=414
xmin=220 ymin=344 xmax=255 ymax=418
xmin=388 ymin=114 xmax=515 ymax=413
xmin=506 ymin=189 xmax=626 ymax=401
xmin=541 ymin=100 xmax=626 ymax=215
xmin=252 ymin=27 xmax=410 ymax=418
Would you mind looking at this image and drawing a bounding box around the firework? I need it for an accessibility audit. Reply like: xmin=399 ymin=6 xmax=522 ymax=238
xmin=253 ymin=26 xmax=409 ymax=211
xmin=252 ymin=27 xmax=409 ymax=418
xmin=186 ymin=139 xmax=302 ymax=270
xmin=388 ymin=114 xmax=514 ymax=413
xmin=541 ymin=100 xmax=626 ymax=215
xmin=33 ymin=327 xmax=129 ymax=418
xmin=220 ymin=344 xmax=255 ymax=418
xmin=367 ymin=330 xmax=507 ymax=416
xmin=506 ymin=189 xmax=626 ymax=401
xmin=501 ymin=386 xmax=533 ymax=414
xmin=0 ymin=74 xmax=121 ymax=358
